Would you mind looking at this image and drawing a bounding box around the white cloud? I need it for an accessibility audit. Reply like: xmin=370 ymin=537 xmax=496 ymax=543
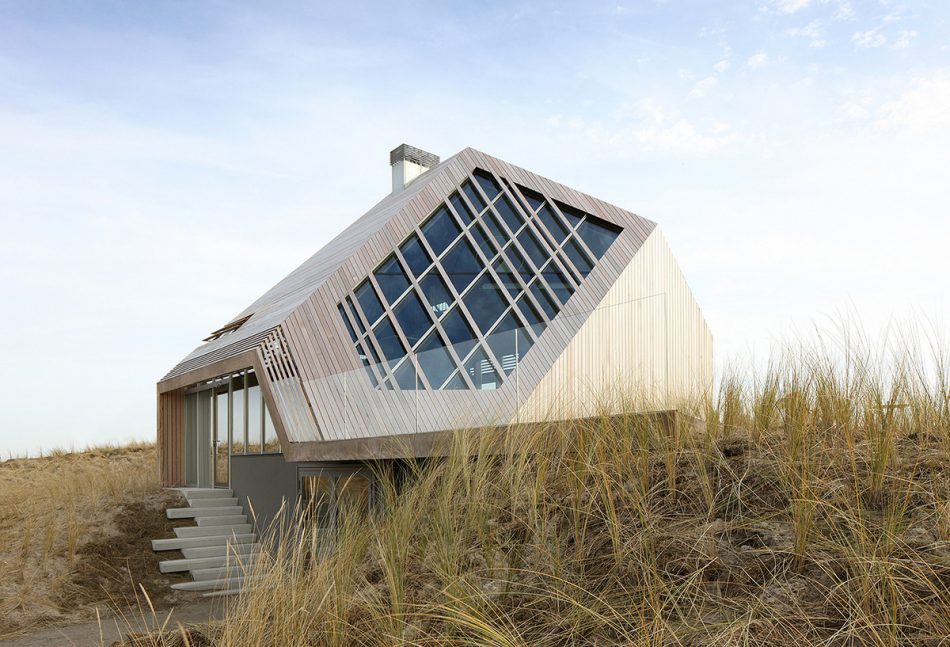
xmin=841 ymin=101 xmax=869 ymax=119
xmin=892 ymin=30 xmax=918 ymax=49
xmin=747 ymin=52 xmax=770 ymax=69
xmin=852 ymin=28 xmax=887 ymax=48
xmin=770 ymin=0 xmax=814 ymax=13
xmin=786 ymin=20 xmax=826 ymax=47
xmin=875 ymin=72 xmax=950 ymax=133
xmin=690 ymin=76 xmax=718 ymax=98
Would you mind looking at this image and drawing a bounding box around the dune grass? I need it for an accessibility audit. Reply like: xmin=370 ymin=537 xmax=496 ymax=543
xmin=0 ymin=442 xmax=167 ymax=637
xmin=125 ymin=321 xmax=949 ymax=647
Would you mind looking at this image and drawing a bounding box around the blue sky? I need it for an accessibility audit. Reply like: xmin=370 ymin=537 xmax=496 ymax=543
xmin=0 ymin=1 xmax=947 ymax=455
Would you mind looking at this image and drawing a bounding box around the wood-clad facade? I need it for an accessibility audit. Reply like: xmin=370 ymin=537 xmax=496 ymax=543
xmin=156 ymin=147 xmax=712 ymax=486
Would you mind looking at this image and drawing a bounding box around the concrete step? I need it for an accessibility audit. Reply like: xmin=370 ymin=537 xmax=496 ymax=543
xmin=189 ymin=497 xmax=239 ymax=508
xmin=152 ymin=533 xmax=256 ymax=551
xmin=191 ymin=563 xmax=261 ymax=581
xmin=181 ymin=543 xmax=262 ymax=559
xmin=196 ymin=515 xmax=248 ymax=527
xmin=171 ymin=575 xmax=256 ymax=592
xmin=175 ymin=524 xmax=253 ymax=539
xmin=202 ymin=587 xmax=248 ymax=598
xmin=182 ymin=488 xmax=234 ymax=500
xmin=159 ymin=552 xmax=262 ymax=574
xmin=167 ymin=506 xmax=242 ymax=519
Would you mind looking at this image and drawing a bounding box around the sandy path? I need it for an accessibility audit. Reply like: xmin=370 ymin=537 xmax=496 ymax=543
xmin=0 ymin=600 xmax=223 ymax=647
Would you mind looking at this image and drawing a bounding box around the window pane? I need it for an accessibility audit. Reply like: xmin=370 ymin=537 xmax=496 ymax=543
xmin=346 ymin=297 xmax=366 ymax=334
xmin=301 ymin=475 xmax=334 ymax=529
xmin=373 ymin=317 xmax=407 ymax=366
xmin=337 ymin=475 xmax=370 ymax=520
xmin=493 ymin=258 xmax=521 ymax=297
xmin=537 ymin=204 xmax=570 ymax=244
xmin=417 ymin=331 xmax=457 ymax=388
xmin=443 ymin=371 xmax=467 ymax=390
xmin=530 ymin=281 xmax=560 ymax=319
xmin=470 ymin=223 xmax=496 ymax=260
xmin=516 ymin=295 xmax=546 ymax=332
xmin=263 ymin=402 xmax=279 ymax=452
xmin=393 ymin=292 xmax=431 ymax=346
xmin=400 ymin=235 xmax=431 ymax=278
xmin=474 ymin=170 xmax=502 ymax=200
xmin=442 ymin=307 xmax=478 ymax=358
xmin=518 ymin=184 xmax=545 ymax=212
xmin=246 ymin=383 xmax=262 ymax=453
xmin=577 ymin=216 xmax=622 ymax=259
xmin=542 ymin=262 xmax=575 ymax=304
xmin=421 ymin=205 xmax=461 ymax=256
xmin=442 ymin=238 xmax=482 ymax=293
xmin=486 ymin=312 xmax=523 ymax=375
xmin=230 ymin=378 xmax=245 ymax=454
xmin=564 ymin=236 xmax=594 ymax=278
xmin=338 ymin=304 xmax=358 ymax=343
xmin=464 ymin=346 xmax=501 ymax=390
xmin=356 ymin=342 xmax=380 ymax=388
xmin=420 ymin=271 xmax=453 ymax=317
xmin=394 ymin=359 xmax=418 ymax=389
xmin=449 ymin=191 xmax=474 ymax=224
xmin=484 ymin=212 xmax=510 ymax=246
xmin=374 ymin=254 xmax=410 ymax=304
xmin=355 ymin=280 xmax=384 ymax=325
xmin=462 ymin=180 xmax=486 ymax=213
xmin=517 ymin=228 xmax=548 ymax=268
xmin=463 ymin=274 xmax=508 ymax=335
xmin=493 ymin=195 xmax=523 ymax=233
xmin=555 ymin=201 xmax=585 ymax=229
xmin=504 ymin=245 xmax=534 ymax=283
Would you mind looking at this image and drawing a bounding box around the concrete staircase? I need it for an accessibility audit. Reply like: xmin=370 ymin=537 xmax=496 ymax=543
xmin=152 ymin=488 xmax=262 ymax=596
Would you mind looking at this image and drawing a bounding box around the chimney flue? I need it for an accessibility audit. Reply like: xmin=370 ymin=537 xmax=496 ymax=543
xmin=390 ymin=144 xmax=439 ymax=194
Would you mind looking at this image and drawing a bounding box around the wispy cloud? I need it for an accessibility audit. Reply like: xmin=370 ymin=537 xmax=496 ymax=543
xmin=893 ymin=30 xmax=918 ymax=49
xmin=852 ymin=28 xmax=887 ymax=48
xmin=747 ymin=51 xmax=770 ymax=69
xmin=690 ymin=76 xmax=718 ymax=98
xmin=786 ymin=20 xmax=826 ymax=48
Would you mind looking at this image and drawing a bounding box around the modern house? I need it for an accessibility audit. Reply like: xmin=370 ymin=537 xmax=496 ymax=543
xmin=154 ymin=146 xmax=712 ymax=586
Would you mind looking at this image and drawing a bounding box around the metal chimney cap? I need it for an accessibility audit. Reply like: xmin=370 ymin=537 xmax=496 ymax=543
xmin=390 ymin=144 xmax=439 ymax=168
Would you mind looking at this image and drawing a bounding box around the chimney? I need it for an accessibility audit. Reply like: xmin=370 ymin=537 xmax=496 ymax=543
xmin=390 ymin=144 xmax=439 ymax=194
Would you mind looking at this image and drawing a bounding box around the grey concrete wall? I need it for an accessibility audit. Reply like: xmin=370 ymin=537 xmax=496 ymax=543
xmin=230 ymin=453 xmax=298 ymax=536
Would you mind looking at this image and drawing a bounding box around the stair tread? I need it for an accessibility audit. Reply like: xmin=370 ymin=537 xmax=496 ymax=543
xmin=174 ymin=524 xmax=253 ymax=538
xmin=152 ymin=534 xmax=256 ymax=551
xmin=181 ymin=543 xmax=262 ymax=559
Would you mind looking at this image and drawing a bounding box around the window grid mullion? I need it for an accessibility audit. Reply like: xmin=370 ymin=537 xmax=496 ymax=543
xmin=547 ymin=201 xmax=601 ymax=264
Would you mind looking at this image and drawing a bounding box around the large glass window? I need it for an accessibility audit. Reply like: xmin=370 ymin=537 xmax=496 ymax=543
xmin=463 ymin=274 xmax=508 ymax=335
xmin=355 ymin=280 xmax=384 ymax=325
xmin=416 ymin=331 xmax=456 ymax=388
xmin=374 ymin=254 xmax=410 ymax=304
xmin=449 ymin=191 xmax=474 ymax=224
xmin=400 ymin=235 xmax=431 ymax=278
xmin=462 ymin=180 xmax=486 ymax=213
xmin=420 ymin=271 xmax=453 ymax=317
xmin=538 ymin=204 xmax=570 ymax=244
xmin=493 ymin=195 xmax=523 ymax=233
xmin=374 ymin=317 xmax=407 ymax=366
xmin=338 ymin=167 xmax=623 ymax=390
xmin=577 ymin=216 xmax=622 ymax=259
xmin=442 ymin=238 xmax=481 ymax=293
xmin=474 ymin=170 xmax=502 ymax=200
xmin=421 ymin=205 xmax=461 ymax=256
xmin=442 ymin=307 xmax=478 ymax=358
xmin=393 ymin=292 xmax=430 ymax=346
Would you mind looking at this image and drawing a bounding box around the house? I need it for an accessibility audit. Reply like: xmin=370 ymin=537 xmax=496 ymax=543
xmin=154 ymin=145 xmax=712 ymax=570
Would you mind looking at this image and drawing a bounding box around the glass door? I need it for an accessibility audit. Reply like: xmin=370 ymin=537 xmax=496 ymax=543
xmin=213 ymin=384 xmax=230 ymax=488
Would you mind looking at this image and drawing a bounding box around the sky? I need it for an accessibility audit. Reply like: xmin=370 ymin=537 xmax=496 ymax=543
xmin=0 ymin=0 xmax=947 ymax=456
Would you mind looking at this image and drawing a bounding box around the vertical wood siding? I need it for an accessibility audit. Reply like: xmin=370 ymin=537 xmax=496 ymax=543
xmin=157 ymin=389 xmax=185 ymax=486
xmin=519 ymin=228 xmax=713 ymax=422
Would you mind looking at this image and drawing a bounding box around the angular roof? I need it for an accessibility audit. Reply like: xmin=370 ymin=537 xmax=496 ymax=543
xmin=159 ymin=147 xmax=662 ymax=451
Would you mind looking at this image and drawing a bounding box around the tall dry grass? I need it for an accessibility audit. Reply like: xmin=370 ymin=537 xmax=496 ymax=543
xmin=0 ymin=442 xmax=162 ymax=636
xmin=151 ymin=321 xmax=950 ymax=646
